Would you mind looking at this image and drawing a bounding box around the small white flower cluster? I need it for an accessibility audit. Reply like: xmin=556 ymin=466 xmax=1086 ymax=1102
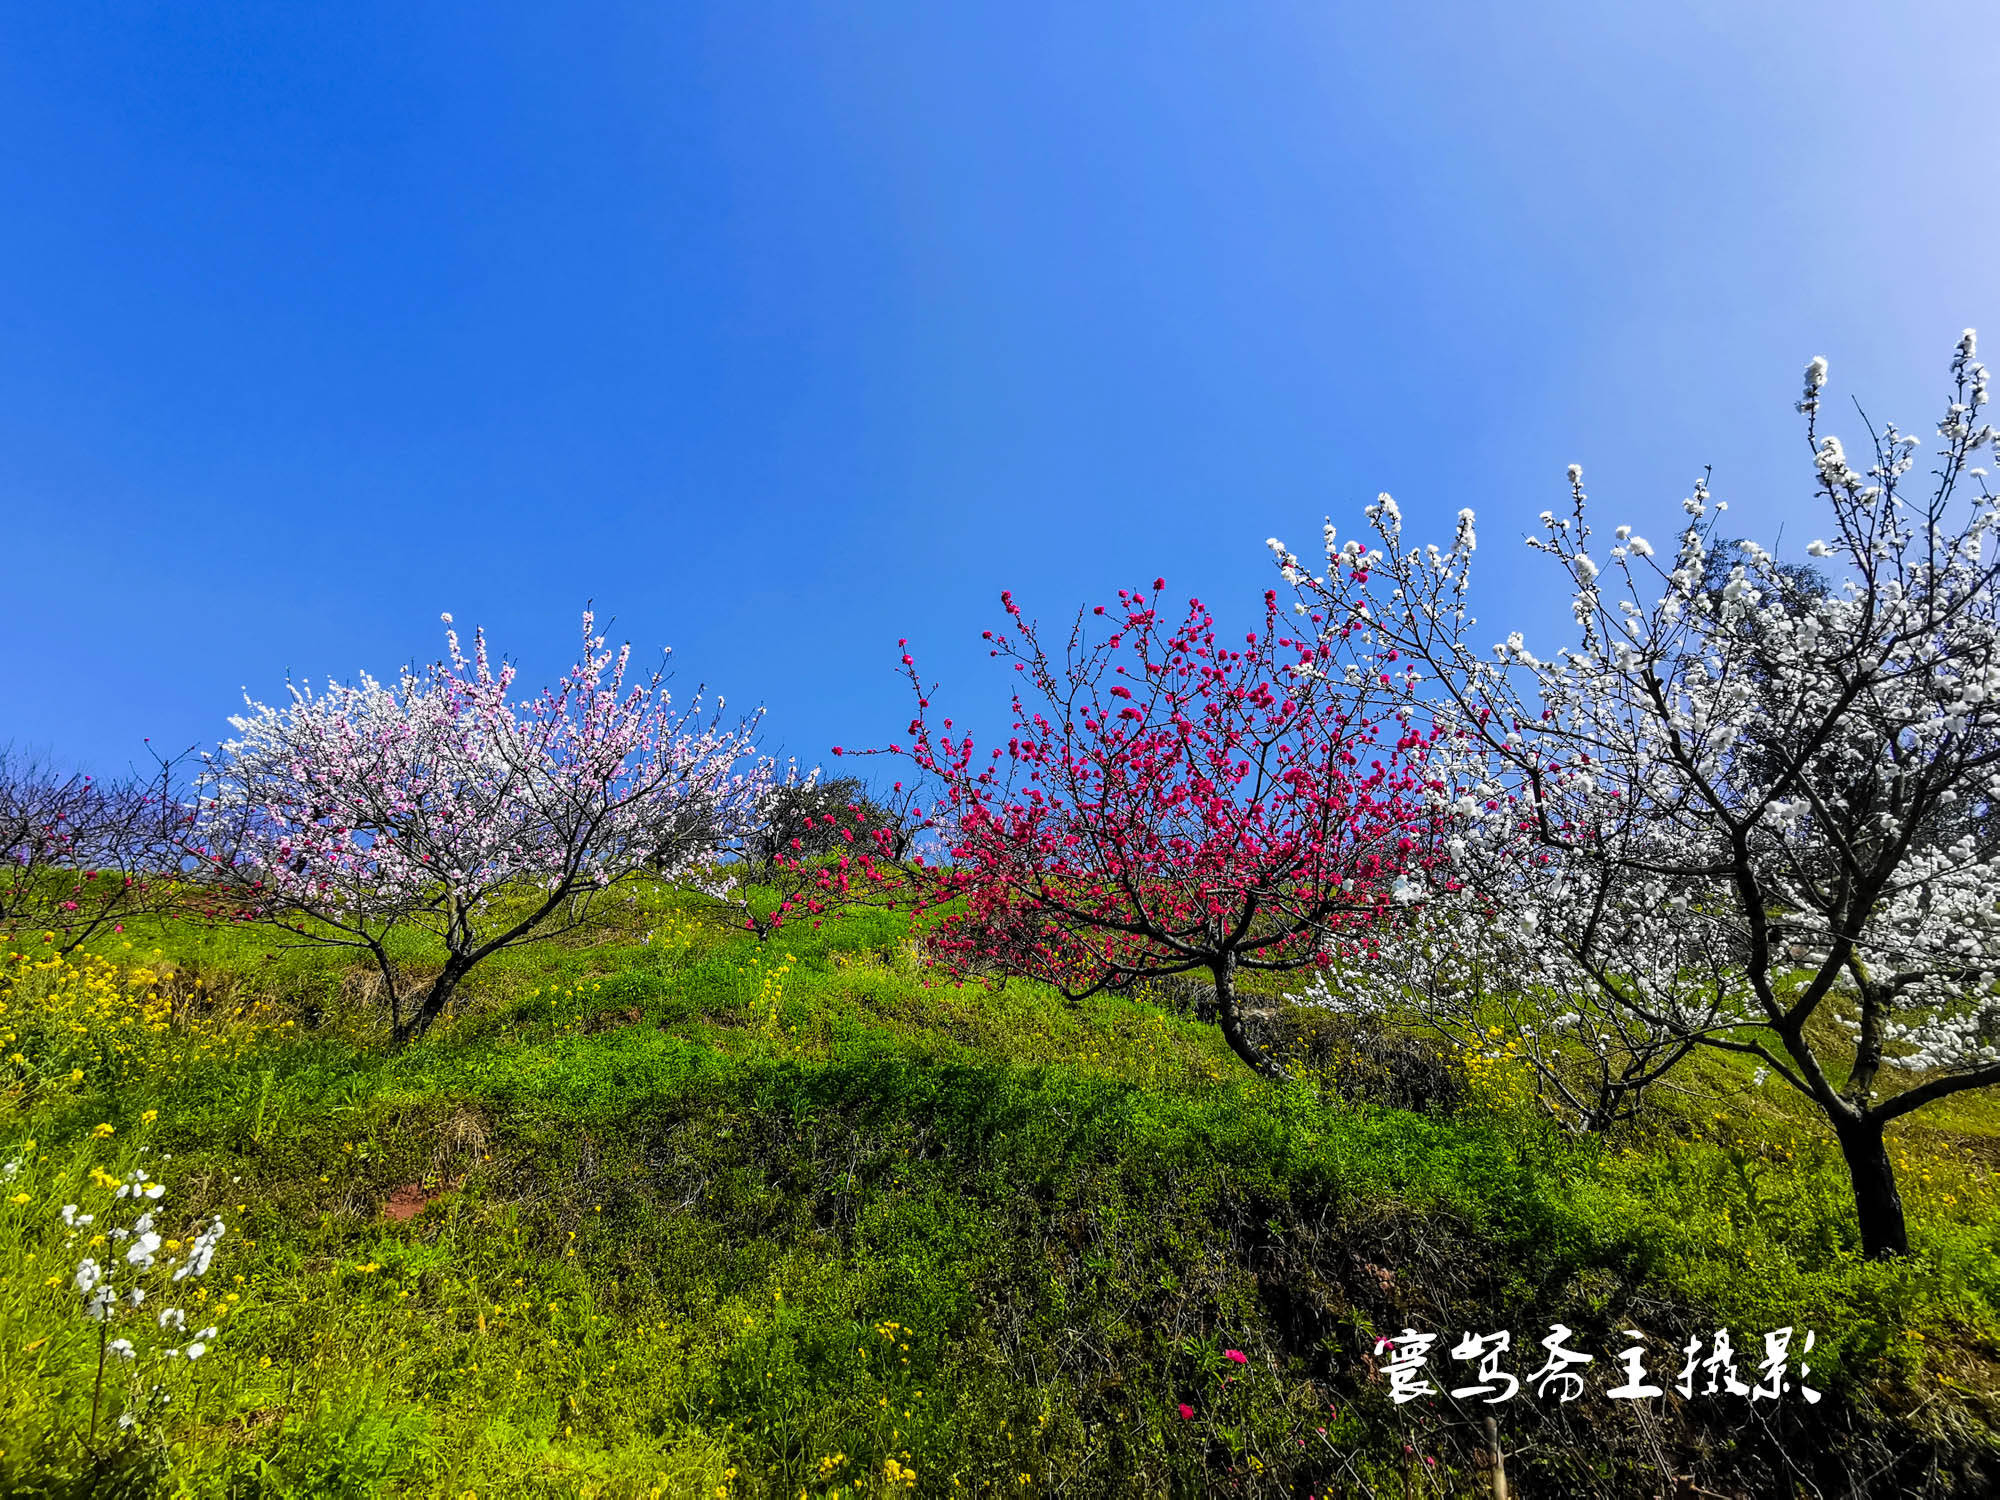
xmin=61 ymin=1156 xmax=227 ymax=1367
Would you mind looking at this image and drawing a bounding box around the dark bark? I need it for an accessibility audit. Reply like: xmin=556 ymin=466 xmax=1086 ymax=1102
xmin=1211 ymin=950 xmax=1288 ymax=1082
xmin=1843 ymin=964 xmax=1889 ymax=1105
xmin=1834 ymin=1114 xmax=1910 ymax=1259
xmin=393 ymin=958 xmax=474 ymax=1048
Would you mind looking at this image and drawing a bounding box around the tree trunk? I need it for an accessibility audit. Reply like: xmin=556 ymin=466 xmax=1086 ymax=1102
xmin=1212 ymin=951 xmax=1288 ymax=1082
xmin=393 ymin=959 xmax=471 ymax=1048
xmin=1842 ymin=965 xmax=1888 ymax=1106
xmin=1834 ymin=1114 xmax=1910 ymax=1259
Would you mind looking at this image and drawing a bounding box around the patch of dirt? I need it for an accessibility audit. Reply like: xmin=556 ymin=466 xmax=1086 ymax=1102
xmin=382 ymin=1184 xmax=429 ymax=1222
xmin=581 ymin=1006 xmax=644 ymax=1034
xmin=382 ymin=1174 xmax=464 ymax=1223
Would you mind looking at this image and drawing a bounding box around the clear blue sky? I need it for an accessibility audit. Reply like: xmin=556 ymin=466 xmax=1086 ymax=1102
xmin=5 ymin=2 xmax=1997 ymax=778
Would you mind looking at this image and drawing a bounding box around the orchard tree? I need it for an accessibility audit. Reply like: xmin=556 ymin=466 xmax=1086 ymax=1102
xmin=845 ymin=581 xmax=1439 ymax=1081
xmin=1 ymin=746 xmax=184 ymax=953
xmin=195 ymin=611 xmax=771 ymax=1044
xmin=747 ymin=776 xmax=922 ymax=870
xmin=1274 ymin=333 xmax=2000 ymax=1257
xmin=739 ymin=773 xmax=929 ymax=939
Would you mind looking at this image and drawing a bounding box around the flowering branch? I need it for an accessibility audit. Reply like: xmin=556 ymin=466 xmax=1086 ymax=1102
xmin=0 ymin=748 xmax=189 ymax=954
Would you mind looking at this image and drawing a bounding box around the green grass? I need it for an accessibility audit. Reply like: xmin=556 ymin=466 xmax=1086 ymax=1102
xmin=2 ymin=888 xmax=1996 ymax=1497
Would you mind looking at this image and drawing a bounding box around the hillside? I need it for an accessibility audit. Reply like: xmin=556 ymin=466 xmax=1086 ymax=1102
xmin=1 ymin=887 xmax=1996 ymax=1498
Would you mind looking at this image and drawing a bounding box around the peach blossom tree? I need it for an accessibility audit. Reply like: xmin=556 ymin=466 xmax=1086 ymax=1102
xmin=195 ymin=611 xmax=770 ymax=1044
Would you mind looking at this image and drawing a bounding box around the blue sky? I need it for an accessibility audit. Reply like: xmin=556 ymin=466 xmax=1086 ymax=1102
xmin=4 ymin=2 xmax=1997 ymax=778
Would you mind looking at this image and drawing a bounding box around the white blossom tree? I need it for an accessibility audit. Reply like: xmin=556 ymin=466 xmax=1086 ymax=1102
xmin=194 ymin=611 xmax=771 ymax=1044
xmin=1272 ymin=333 xmax=2000 ymax=1258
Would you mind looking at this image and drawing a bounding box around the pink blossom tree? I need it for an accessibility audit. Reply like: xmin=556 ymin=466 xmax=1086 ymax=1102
xmin=841 ymin=582 xmax=1439 ymax=1081
xmin=194 ymin=611 xmax=771 ymax=1044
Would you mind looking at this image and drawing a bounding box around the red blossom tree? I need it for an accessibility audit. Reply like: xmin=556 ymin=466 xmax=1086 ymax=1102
xmin=837 ymin=580 xmax=1441 ymax=1080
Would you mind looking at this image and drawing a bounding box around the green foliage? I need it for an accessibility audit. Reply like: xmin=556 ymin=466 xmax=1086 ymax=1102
xmin=1 ymin=893 xmax=1995 ymax=1496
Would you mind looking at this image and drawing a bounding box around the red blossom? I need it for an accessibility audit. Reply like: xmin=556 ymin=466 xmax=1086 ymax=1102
xmin=838 ymin=580 xmax=1445 ymax=1080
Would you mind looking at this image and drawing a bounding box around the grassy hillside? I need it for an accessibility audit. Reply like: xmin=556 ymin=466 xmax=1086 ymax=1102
xmin=1 ymin=887 xmax=1996 ymax=1497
